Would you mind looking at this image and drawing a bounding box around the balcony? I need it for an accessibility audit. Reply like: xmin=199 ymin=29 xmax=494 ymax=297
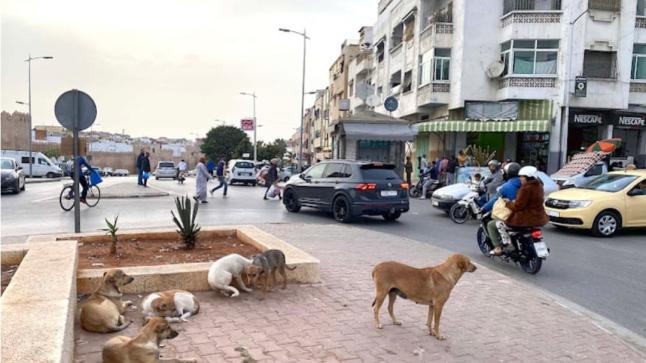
xmin=499 ymin=76 xmax=556 ymax=89
xmin=354 ymin=52 xmax=373 ymax=76
xmin=420 ymin=22 xmax=453 ymax=54
xmin=588 ymin=0 xmax=621 ymax=12
xmin=637 ymin=16 xmax=646 ymax=28
xmin=501 ymin=0 xmax=561 ymax=27
xmin=416 ymin=83 xmax=449 ymax=107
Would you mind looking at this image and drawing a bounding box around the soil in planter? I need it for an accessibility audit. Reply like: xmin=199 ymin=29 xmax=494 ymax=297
xmin=1 ymin=264 xmax=19 ymax=295
xmin=77 ymin=235 xmax=260 ymax=269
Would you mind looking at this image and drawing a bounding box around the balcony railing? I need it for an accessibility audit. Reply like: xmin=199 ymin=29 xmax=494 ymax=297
xmin=588 ymin=0 xmax=621 ymax=12
xmin=503 ymin=0 xmax=561 ymax=14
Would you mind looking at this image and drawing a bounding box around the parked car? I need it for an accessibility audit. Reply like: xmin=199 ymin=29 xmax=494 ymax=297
xmin=1 ymin=158 xmax=26 ymax=194
xmin=155 ymin=161 xmax=177 ymax=180
xmin=227 ymin=160 xmax=256 ymax=186
xmin=430 ymin=183 xmax=472 ymax=213
xmin=0 ymin=150 xmax=62 ymax=178
xmin=545 ymin=170 xmax=646 ymax=237
xmin=551 ymin=152 xmax=608 ymax=189
xmin=102 ymin=167 xmax=114 ymax=176
xmin=282 ymin=160 xmax=409 ymax=223
xmin=56 ymin=162 xmax=71 ymax=177
xmin=113 ymin=169 xmax=130 ymax=176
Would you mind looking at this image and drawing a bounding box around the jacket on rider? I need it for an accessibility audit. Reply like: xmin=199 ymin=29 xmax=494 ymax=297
xmin=484 ymin=169 xmax=504 ymax=198
xmin=505 ymin=179 xmax=549 ymax=227
xmin=481 ymin=177 xmax=521 ymax=213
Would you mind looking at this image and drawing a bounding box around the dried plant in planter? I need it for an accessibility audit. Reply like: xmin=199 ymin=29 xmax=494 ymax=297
xmin=171 ymin=196 xmax=201 ymax=249
xmin=102 ymin=215 xmax=119 ymax=255
xmin=464 ymin=145 xmax=496 ymax=167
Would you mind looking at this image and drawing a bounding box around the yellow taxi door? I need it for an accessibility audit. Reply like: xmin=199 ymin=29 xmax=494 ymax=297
xmin=624 ymin=177 xmax=646 ymax=226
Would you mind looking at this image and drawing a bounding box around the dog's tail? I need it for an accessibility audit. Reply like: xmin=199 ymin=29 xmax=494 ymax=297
xmin=108 ymin=319 xmax=133 ymax=333
xmin=371 ymin=298 xmax=376 ymax=307
xmin=285 ymin=265 xmax=297 ymax=271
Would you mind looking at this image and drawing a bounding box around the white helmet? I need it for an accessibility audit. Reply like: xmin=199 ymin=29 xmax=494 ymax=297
xmin=519 ymin=166 xmax=538 ymax=178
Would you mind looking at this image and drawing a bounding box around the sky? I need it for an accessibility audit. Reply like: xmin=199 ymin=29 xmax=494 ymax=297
xmin=1 ymin=0 xmax=376 ymax=142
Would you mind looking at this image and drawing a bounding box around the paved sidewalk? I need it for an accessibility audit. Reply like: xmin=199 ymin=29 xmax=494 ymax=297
xmin=75 ymin=224 xmax=644 ymax=362
xmin=94 ymin=182 xmax=169 ymax=198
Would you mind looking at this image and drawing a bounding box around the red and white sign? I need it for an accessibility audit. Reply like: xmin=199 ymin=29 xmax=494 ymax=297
xmin=240 ymin=118 xmax=255 ymax=131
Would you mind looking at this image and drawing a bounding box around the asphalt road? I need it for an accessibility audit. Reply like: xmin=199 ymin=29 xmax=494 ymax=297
xmin=2 ymin=176 xmax=645 ymax=339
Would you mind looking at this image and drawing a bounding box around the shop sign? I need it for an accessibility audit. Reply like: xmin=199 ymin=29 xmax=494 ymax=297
xmin=613 ymin=114 xmax=646 ymax=129
xmin=570 ymin=112 xmax=605 ymax=126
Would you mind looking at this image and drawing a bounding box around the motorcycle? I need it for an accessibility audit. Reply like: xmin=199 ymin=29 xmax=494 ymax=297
xmin=449 ymin=183 xmax=485 ymax=224
xmin=408 ymin=178 xmax=442 ymax=198
xmin=476 ymin=212 xmax=549 ymax=274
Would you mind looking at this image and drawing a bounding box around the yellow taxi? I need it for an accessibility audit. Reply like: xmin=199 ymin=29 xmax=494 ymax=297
xmin=544 ymin=170 xmax=646 ymax=237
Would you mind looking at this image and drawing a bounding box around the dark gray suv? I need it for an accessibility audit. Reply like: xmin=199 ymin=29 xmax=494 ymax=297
xmin=282 ymin=160 xmax=409 ymax=222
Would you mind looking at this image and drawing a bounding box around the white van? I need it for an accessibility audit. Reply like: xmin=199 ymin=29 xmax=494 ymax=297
xmin=551 ymin=152 xmax=608 ymax=188
xmin=226 ymin=159 xmax=256 ymax=186
xmin=0 ymin=150 xmax=63 ymax=178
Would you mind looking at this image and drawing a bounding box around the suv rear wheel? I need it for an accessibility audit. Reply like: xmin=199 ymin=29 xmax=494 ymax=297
xmin=332 ymin=196 xmax=352 ymax=223
xmin=283 ymin=189 xmax=301 ymax=213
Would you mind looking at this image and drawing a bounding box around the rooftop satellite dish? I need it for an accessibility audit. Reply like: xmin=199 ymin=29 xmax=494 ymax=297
xmin=486 ymin=60 xmax=505 ymax=79
xmin=366 ymin=95 xmax=379 ymax=107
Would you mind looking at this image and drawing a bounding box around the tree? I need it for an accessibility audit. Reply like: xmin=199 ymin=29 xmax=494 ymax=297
xmin=200 ymin=126 xmax=252 ymax=161
xmin=257 ymin=138 xmax=288 ymax=162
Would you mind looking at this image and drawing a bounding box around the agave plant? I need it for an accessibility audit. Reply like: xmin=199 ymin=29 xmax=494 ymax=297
xmin=102 ymin=215 xmax=119 ymax=255
xmin=464 ymin=144 xmax=496 ymax=167
xmin=171 ymin=196 xmax=201 ymax=249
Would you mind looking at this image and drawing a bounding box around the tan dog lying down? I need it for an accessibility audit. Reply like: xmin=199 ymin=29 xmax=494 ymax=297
xmin=80 ymin=269 xmax=134 ymax=333
xmin=372 ymin=254 xmax=477 ymax=340
xmin=141 ymin=290 xmax=200 ymax=323
xmin=102 ymin=317 xmax=197 ymax=363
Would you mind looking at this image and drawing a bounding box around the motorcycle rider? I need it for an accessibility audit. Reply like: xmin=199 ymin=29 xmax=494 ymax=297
xmin=480 ymin=162 xmax=522 ymax=256
xmin=420 ymin=160 xmax=439 ymax=199
xmin=482 ymin=160 xmax=504 ymax=200
xmin=497 ymin=166 xmax=549 ymax=248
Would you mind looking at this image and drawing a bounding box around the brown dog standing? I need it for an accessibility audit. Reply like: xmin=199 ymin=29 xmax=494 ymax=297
xmin=102 ymin=317 xmax=197 ymax=363
xmin=80 ymin=269 xmax=134 ymax=333
xmin=372 ymin=254 xmax=477 ymax=340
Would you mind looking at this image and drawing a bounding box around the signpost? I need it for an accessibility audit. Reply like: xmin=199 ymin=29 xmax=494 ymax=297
xmin=240 ymin=118 xmax=255 ymax=131
xmin=574 ymin=77 xmax=587 ymax=97
xmin=384 ymin=96 xmax=398 ymax=116
xmin=54 ymin=89 xmax=97 ymax=233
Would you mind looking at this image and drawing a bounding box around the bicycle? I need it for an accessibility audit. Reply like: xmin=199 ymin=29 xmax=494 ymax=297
xmin=59 ymin=180 xmax=101 ymax=211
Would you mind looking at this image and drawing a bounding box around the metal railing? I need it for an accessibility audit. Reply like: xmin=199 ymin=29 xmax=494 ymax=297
xmin=503 ymin=0 xmax=561 ymax=14
xmin=588 ymin=0 xmax=621 ymax=12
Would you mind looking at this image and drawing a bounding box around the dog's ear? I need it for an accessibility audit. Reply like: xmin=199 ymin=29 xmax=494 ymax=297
xmin=457 ymin=258 xmax=467 ymax=271
xmin=143 ymin=316 xmax=153 ymax=326
xmin=158 ymin=303 xmax=168 ymax=311
xmin=103 ymin=271 xmax=107 ymax=277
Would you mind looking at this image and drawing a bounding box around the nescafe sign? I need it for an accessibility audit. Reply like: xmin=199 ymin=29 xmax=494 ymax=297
xmin=572 ymin=113 xmax=604 ymax=126
xmin=614 ymin=115 xmax=645 ymax=129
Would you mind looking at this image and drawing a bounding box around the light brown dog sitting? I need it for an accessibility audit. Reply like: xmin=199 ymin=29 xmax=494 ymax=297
xmin=102 ymin=317 xmax=197 ymax=363
xmin=372 ymin=254 xmax=477 ymax=340
xmin=80 ymin=269 xmax=134 ymax=333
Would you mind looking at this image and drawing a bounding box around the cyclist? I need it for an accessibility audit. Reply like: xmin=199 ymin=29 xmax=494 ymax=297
xmin=70 ymin=155 xmax=93 ymax=204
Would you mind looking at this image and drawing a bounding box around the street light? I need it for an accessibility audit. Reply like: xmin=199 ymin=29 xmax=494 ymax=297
xmin=279 ymin=27 xmax=309 ymax=171
xmin=240 ymin=92 xmax=258 ymax=162
xmin=25 ymin=54 xmax=54 ymax=177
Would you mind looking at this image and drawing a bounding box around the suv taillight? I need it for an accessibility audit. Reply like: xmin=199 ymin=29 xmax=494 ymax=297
xmin=356 ymin=183 xmax=377 ymax=191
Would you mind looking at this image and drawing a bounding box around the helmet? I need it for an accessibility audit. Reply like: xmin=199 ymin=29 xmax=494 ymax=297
xmin=503 ymin=162 xmax=521 ymax=178
xmin=488 ymin=160 xmax=501 ymax=169
xmin=519 ymin=166 xmax=538 ymax=178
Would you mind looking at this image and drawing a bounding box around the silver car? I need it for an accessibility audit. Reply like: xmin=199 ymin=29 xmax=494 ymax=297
xmin=155 ymin=161 xmax=177 ymax=180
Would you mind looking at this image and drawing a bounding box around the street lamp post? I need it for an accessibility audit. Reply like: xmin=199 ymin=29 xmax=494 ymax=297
xmin=240 ymin=92 xmax=257 ymax=162
xmin=279 ymin=27 xmax=309 ymax=171
xmin=24 ymin=54 xmax=54 ymax=177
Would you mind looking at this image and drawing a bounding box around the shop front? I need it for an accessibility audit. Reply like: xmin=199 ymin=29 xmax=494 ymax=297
xmin=567 ymin=110 xmax=610 ymax=158
xmin=611 ymin=112 xmax=646 ymax=167
xmin=331 ymin=111 xmax=418 ymax=176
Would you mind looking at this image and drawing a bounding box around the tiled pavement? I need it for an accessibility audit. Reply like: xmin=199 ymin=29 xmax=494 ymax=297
xmin=75 ymin=224 xmax=645 ymax=362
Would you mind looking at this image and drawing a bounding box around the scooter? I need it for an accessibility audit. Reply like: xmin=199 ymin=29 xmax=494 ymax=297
xmin=476 ymin=212 xmax=549 ymax=274
xmin=408 ymin=178 xmax=442 ymax=198
xmin=449 ymin=182 xmax=486 ymax=224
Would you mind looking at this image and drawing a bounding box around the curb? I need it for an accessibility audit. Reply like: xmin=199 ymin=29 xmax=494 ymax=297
xmin=25 ymin=177 xmax=62 ymax=184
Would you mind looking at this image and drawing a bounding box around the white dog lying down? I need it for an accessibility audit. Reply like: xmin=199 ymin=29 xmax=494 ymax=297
xmin=208 ymin=254 xmax=253 ymax=297
xmin=141 ymin=289 xmax=200 ymax=323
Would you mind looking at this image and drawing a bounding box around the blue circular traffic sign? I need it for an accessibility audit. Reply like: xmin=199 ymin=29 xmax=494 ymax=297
xmin=384 ymin=96 xmax=398 ymax=112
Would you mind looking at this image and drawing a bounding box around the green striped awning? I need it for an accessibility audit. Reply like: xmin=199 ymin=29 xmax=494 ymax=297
xmin=416 ymin=120 xmax=551 ymax=133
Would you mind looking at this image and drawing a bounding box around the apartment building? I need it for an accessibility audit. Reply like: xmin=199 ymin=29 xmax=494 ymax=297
xmin=370 ymin=0 xmax=646 ymax=172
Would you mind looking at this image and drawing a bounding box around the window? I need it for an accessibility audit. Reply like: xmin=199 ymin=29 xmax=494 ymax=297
xmin=631 ymin=44 xmax=646 ymax=80
xmin=323 ymin=163 xmax=351 ymax=178
xmin=305 ymin=163 xmax=327 ymax=178
xmin=348 ymin=80 xmax=354 ymax=97
xmin=433 ymin=48 xmax=451 ymax=81
xmin=638 ymin=0 xmax=645 ymax=15
xmin=376 ymin=39 xmax=385 ymax=62
xmin=390 ymin=71 xmax=402 ymax=92
xmin=588 ymin=0 xmax=621 ymax=12
xmin=419 ymin=50 xmax=432 ymax=86
xmin=501 ymin=39 xmax=558 ymax=76
xmin=403 ymin=70 xmax=413 ymax=92
xmin=21 ymin=157 xmax=34 ymax=164
xmin=503 ymin=0 xmax=562 ymax=14
xmin=583 ymin=50 xmax=616 ymax=79
xmin=38 ymin=158 xmax=50 ymax=166
xmin=391 ymin=23 xmax=403 ymax=50
xmin=403 ymin=13 xmax=415 ymax=42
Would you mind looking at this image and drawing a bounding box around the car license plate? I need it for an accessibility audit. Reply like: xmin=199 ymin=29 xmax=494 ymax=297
xmin=242 ymin=173 xmax=251 ymax=176
xmin=432 ymin=201 xmax=439 ymax=207
xmin=380 ymin=190 xmax=398 ymax=197
xmin=534 ymin=242 xmax=549 ymax=258
xmin=547 ymin=210 xmax=560 ymax=218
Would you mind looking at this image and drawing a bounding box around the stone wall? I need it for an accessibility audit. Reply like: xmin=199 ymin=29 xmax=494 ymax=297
xmin=1 ymin=111 xmax=30 ymax=151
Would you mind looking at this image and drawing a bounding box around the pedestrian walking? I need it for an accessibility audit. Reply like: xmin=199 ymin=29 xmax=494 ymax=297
xmin=263 ymin=159 xmax=279 ymax=200
xmin=177 ymin=159 xmax=188 ymax=184
xmin=209 ymin=157 xmax=228 ymax=197
xmin=446 ymin=156 xmax=458 ymax=185
xmin=419 ymin=155 xmax=428 ymax=174
xmin=142 ymin=152 xmax=152 ymax=187
xmin=207 ymin=159 xmax=216 ymax=176
xmin=405 ymin=156 xmax=413 ymax=187
xmin=194 ymin=156 xmax=212 ymax=204
xmin=136 ymin=149 xmax=145 ymax=185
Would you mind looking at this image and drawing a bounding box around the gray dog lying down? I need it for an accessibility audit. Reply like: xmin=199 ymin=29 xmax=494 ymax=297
xmin=244 ymin=249 xmax=296 ymax=299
